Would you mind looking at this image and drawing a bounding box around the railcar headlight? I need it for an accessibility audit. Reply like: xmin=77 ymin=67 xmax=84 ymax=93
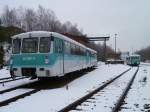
xmin=45 ymin=55 xmax=49 ymax=64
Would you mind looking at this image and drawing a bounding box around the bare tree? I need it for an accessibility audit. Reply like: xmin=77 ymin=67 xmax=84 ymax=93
xmin=1 ymin=6 xmax=18 ymax=27
xmin=69 ymin=24 xmax=82 ymax=35
xmin=46 ymin=9 xmax=58 ymax=31
xmin=36 ymin=5 xmax=58 ymax=31
xmin=62 ymin=21 xmax=83 ymax=36
xmin=36 ymin=5 xmax=48 ymax=30
xmin=50 ymin=20 xmax=62 ymax=32
xmin=24 ymin=8 xmax=37 ymax=31
xmin=0 ymin=5 xmax=84 ymax=35
xmin=15 ymin=6 xmax=26 ymax=29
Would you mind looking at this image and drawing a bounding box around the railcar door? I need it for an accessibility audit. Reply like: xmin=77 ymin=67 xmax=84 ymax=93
xmin=59 ymin=39 xmax=64 ymax=75
xmin=86 ymin=50 xmax=90 ymax=66
xmin=54 ymin=38 xmax=64 ymax=76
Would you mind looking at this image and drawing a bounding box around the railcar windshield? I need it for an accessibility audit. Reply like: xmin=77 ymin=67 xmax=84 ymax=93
xmin=39 ymin=37 xmax=51 ymax=53
xmin=22 ymin=38 xmax=38 ymax=53
xmin=12 ymin=38 xmax=21 ymax=54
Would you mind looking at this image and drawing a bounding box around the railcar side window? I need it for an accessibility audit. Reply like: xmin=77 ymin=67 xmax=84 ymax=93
xmin=65 ymin=41 xmax=70 ymax=54
xmin=39 ymin=37 xmax=51 ymax=53
xmin=12 ymin=38 xmax=21 ymax=54
xmin=54 ymin=38 xmax=58 ymax=53
xmin=54 ymin=38 xmax=63 ymax=53
xmin=79 ymin=47 xmax=81 ymax=55
xmin=70 ymin=43 xmax=73 ymax=54
xmin=76 ymin=46 xmax=80 ymax=55
xmin=22 ymin=38 xmax=38 ymax=53
xmin=58 ymin=40 xmax=63 ymax=53
xmin=83 ymin=49 xmax=86 ymax=56
xmin=71 ymin=44 xmax=76 ymax=55
xmin=75 ymin=45 xmax=78 ymax=55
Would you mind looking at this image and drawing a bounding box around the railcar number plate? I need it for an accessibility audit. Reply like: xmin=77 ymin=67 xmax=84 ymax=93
xmin=22 ymin=57 xmax=36 ymax=61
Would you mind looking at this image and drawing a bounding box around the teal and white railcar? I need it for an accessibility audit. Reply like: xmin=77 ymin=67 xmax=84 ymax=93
xmin=10 ymin=31 xmax=97 ymax=78
xmin=126 ymin=54 xmax=140 ymax=66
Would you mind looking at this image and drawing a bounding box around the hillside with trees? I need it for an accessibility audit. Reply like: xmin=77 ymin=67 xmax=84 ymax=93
xmin=0 ymin=26 xmax=24 ymax=42
xmin=0 ymin=5 xmax=83 ymax=36
xmin=136 ymin=46 xmax=150 ymax=62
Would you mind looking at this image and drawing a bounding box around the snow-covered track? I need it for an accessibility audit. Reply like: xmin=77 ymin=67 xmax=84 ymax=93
xmin=58 ymin=68 xmax=132 ymax=112
xmin=0 ymin=80 xmax=41 ymax=107
xmin=0 ymin=76 xmax=29 ymax=84
xmin=0 ymin=77 xmax=12 ymax=81
xmin=0 ymin=89 xmax=39 ymax=107
xmin=112 ymin=67 xmax=139 ymax=112
xmin=140 ymin=63 xmax=150 ymax=66
xmin=0 ymin=80 xmax=39 ymax=94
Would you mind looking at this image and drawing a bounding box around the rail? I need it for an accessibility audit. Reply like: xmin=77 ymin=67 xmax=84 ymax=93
xmin=58 ymin=68 xmax=131 ymax=112
xmin=112 ymin=67 xmax=139 ymax=112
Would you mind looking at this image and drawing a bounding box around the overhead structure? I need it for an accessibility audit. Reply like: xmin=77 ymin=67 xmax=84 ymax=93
xmin=87 ymin=36 xmax=110 ymax=41
xmin=87 ymin=36 xmax=110 ymax=62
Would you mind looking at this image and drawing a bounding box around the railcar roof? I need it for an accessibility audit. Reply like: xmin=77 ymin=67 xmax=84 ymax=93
xmin=11 ymin=31 xmax=97 ymax=53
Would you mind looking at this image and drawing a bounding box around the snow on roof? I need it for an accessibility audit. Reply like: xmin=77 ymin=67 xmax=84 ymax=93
xmin=11 ymin=31 xmax=51 ymax=38
xmin=11 ymin=31 xmax=97 ymax=53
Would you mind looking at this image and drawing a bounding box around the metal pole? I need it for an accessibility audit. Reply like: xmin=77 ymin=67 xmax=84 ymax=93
xmin=104 ymin=38 xmax=106 ymax=62
xmin=115 ymin=34 xmax=117 ymax=60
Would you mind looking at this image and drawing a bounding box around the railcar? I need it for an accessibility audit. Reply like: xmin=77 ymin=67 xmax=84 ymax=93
xmin=10 ymin=31 xmax=97 ymax=78
xmin=126 ymin=54 xmax=140 ymax=66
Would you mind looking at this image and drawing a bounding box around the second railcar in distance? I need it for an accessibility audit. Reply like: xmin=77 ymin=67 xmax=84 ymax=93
xmin=126 ymin=54 xmax=140 ymax=66
xmin=10 ymin=31 xmax=97 ymax=78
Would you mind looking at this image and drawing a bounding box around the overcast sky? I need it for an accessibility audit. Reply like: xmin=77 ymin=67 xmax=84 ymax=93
xmin=0 ymin=0 xmax=150 ymax=52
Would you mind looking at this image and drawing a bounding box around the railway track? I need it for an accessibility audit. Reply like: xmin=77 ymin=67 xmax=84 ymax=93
xmin=0 ymin=76 xmax=29 ymax=84
xmin=0 ymin=69 xmax=90 ymax=107
xmin=58 ymin=67 xmax=138 ymax=112
xmin=0 ymin=77 xmax=12 ymax=81
xmin=0 ymin=80 xmax=40 ymax=107
xmin=0 ymin=68 xmax=93 ymax=107
xmin=0 ymin=67 xmax=138 ymax=110
xmin=0 ymin=79 xmax=39 ymax=94
xmin=112 ymin=67 xmax=139 ymax=112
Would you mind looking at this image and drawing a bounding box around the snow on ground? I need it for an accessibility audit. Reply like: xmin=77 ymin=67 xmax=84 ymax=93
xmin=120 ymin=65 xmax=150 ymax=112
xmin=140 ymin=62 xmax=150 ymax=66
xmin=71 ymin=67 xmax=138 ymax=112
xmin=0 ymin=77 xmax=37 ymax=92
xmin=0 ymin=67 xmax=37 ymax=91
xmin=0 ymin=67 xmax=10 ymax=78
xmin=0 ymin=89 xmax=34 ymax=101
xmin=0 ymin=63 xmax=130 ymax=112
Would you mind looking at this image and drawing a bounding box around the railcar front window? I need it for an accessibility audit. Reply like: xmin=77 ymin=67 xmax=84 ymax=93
xmin=22 ymin=38 xmax=38 ymax=53
xmin=39 ymin=37 xmax=51 ymax=53
xmin=12 ymin=39 xmax=21 ymax=54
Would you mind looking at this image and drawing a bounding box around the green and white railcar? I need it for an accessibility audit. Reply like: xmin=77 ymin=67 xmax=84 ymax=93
xmin=126 ymin=54 xmax=140 ymax=66
xmin=10 ymin=31 xmax=97 ymax=78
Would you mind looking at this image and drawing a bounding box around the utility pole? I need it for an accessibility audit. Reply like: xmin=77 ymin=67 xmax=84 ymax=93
xmin=115 ymin=34 xmax=117 ymax=60
xmin=104 ymin=38 xmax=107 ymax=62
